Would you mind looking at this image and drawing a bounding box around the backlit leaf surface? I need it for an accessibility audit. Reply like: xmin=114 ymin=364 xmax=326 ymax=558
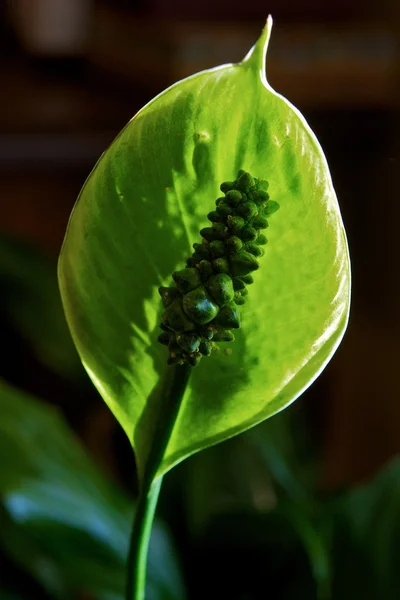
xmin=58 ymin=19 xmax=350 ymax=480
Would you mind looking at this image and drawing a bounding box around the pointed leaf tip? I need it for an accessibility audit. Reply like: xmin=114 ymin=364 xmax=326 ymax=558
xmin=242 ymin=16 xmax=273 ymax=79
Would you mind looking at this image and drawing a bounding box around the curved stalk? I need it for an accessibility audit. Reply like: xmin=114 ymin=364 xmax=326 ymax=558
xmin=126 ymin=363 xmax=191 ymax=600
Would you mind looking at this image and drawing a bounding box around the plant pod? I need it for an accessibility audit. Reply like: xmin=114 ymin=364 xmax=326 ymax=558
xmin=206 ymin=273 xmax=235 ymax=306
xmin=198 ymin=260 xmax=213 ymax=279
xmin=176 ymin=332 xmax=201 ymax=353
xmin=241 ymin=226 xmax=258 ymax=241
xmin=225 ymin=190 xmax=243 ymax=205
xmin=192 ymin=243 xmax=210 ymax=260
xmin=200 ymin=227 xmax=219 ymax=242
xmin=173 ymin=267 xmax=202 ymax=293
xmin=212 ymin=257 xmax=230 ymax=274
xmin=228 ymin=216 xmax=245 ymax=235
xmin=232 ymin=277 xmax=247 ymax=291
xmin=199 ymin=340 xmax=213 ymax=356
xmin=252 ymin=215 xmax=269 ymax=229
xmin=233 ymin=292 xmax=246 ymax=306
xmin=58 ymin=18 xmax=351 ymax=481
xmin=209 ymin=240 xmax=226 ymax=258
xmin=256 ymin=234 xmax=268 ymax=246
xmin=182 ymin=287 xmax=219 ymax=325
xmin=214 ymin=303 xmax=240 ymax=329
xmin=225 ymin=236 xmax=243 ymax=253
xmin=216 ymin=203 xmax=232 ymax=217
xmin=246 ymin=242 xmax=264 ymax=257
xmin=264 ymin=200 xmax=280 ymax=217
xmin=158 ymin=170 xmax=276 ymax=365
xmin=236 ymin=170 xmax=253 ymax=191
xmin=162 ymin=298 xmax=195 ymax=332
xmin=159 ymin=286 xmax=179 ymax=307
xmin=213 ymin=330 xmax=235 ymax=342
xmin=230 ymin=250 xmax=260 ymax=277
xmin=207 ymin=210 xmax=223 ymax=222
xmin=236 ymin=202 xmax=258 ymax=220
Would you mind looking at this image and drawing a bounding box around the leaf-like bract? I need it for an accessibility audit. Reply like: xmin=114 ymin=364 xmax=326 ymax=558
xmin=58 ymin=19 xmax=350 ymax=481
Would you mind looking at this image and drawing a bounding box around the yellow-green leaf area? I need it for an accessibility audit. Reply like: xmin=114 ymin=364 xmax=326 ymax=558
xmin=58 ymin=18 xmax=350 ymax=480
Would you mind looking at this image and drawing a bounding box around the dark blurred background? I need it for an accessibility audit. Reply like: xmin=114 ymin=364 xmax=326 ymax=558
xmin=0 ymin=1 xmax=399 ymax=599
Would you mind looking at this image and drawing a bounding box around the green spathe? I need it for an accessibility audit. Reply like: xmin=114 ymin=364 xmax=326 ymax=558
xmin=58 ymin=17 xmax=351 ymax=482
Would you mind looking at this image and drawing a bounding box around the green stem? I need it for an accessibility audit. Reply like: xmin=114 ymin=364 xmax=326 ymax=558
xmin=126 ymin=476 xmax=162 ymax=600
xmin=126 ymin=363 xmax=191 ymax=600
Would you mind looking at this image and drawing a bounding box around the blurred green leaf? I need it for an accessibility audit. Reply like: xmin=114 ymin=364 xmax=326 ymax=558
xmin=183 ymin=409 xmax=330 ymax=599
xmin=245 ymin=412 xmax=332 ymax=598
xmin=331 ymin=458 xmax=400 ymax=600
xmin=246 ymin=408 xmax=317 ymax=502
xmin=190 ymin=507 xmax=319 ymax=600
xmin=0 ymin=380 xmax=186 ymax=600
xmin=0 ymin=235 xmax=83 ymax=381
xmin=58 ymin=19 xmax=350 ymax=482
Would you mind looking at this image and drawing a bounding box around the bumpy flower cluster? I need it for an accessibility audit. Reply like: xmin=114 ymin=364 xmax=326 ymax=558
xmin=158 ymin=170 xmax=279 ymax=366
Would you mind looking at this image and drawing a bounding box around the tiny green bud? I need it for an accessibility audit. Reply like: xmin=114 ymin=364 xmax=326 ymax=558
xmin=206 ymin=273 xmax=234 ymax=306
xmin=245 ymin=242 xmax=264 ymax=257
xmin=200 ymin=325 xmax=214 ymax=340
xmin=257 ymin=179 xmax=269 ymax=191
xmin=264 ymin=200 xmax=280 ymax=217
xmin=159 ymin=286 xmax=179 ymax=307
xmin=236 ymin=201 xmax=257 ymax=220
xmin=232 ymin=277 xmax=246 ymax=291
xmin=199 ymin=340 xmax=213 ymax=356
xmin=213 ymin=330 xmax=235 ymax=342
xmin=227 ymin=216 xmax=245 ymax=235
xmin=241 ymin=226 xmax=257 ymax=241
xmin=182 ymin=287 xmax=219 ymax=325
xmin=216 ymin=202 xmax=232 ymax=217
xmin=209 ymin=240 xmax=226 ymax=258
xmin=207 ymin=210 xmax=223 ymax=222
xmin=240 ymin=274 xmax=254 ymax=285
xmin=212 ymin=257 xmax=230 ymax=274
xmin=212 ymin=222 xmax=229 ymax=239
xmin=251 ymin=189 xmax=270 ymax=204
xmin=198 ymin=259 xmax=214 ymax=280
xmin=162 ymin=298 xmax=195 ymax=332
xmin=233 ymin=292 xmax=246 ymax=305
xmin=220 ymin=181 xmax=234 ymax=193
xmin=200 ymin=226 xmax=220 ymax=242
xmin=225 ymin=236 xmax=243 ymax=253
xmin=187 ymin=353 xmax=202 ymax=367
xmin=193 ymin=243 xmax=210 ymax=259
xmin=176 ymin=332 xmax=201 ymax=353
xmin=230 ymin=250 xmax=259 ymax=276
xmin=214 ymin=302 xmax=240 ymax=329
xmin=256 ymin=234 xmax=268 ymax=246
xmin=225 ymin=190 xmax=242 ymax=206
xmin=236 ymin=171 xmax=254 ymax=191
xmin=173 ymin=267 xmax=202 ymax=293
xmin=252 ymin=215 xmax=269 ymax=229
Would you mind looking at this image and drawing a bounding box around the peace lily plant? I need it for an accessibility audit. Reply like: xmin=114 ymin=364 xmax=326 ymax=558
xmin=58 ymin=17 xmax=351 ymax=600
